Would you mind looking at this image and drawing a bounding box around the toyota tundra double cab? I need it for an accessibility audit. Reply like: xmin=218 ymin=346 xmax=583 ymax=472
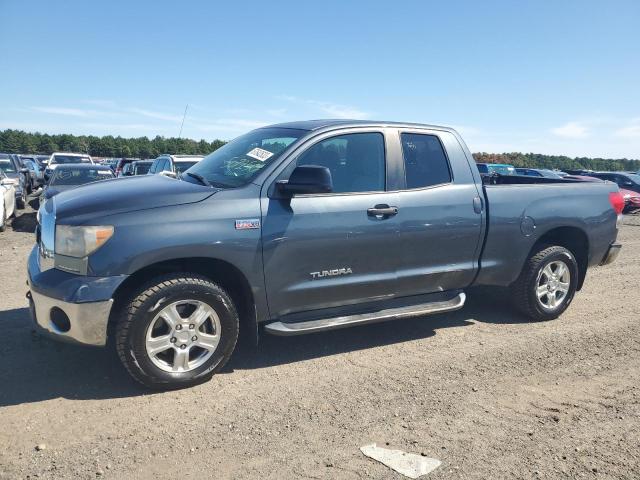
xmin=28 ymin=120 xmax=623 ymax=389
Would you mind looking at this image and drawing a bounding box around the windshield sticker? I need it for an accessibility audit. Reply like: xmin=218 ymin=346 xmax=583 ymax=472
xmin=246 ymin=147 xmax=274 ymax=162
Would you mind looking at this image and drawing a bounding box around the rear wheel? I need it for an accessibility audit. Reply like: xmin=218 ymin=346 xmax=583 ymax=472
xmin=511 ymin=245 xmax=578 ymax=321
xmin=115 ymin=273 xmax=239 ymax=390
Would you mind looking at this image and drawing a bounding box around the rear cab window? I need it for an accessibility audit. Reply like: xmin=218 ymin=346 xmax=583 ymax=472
xmin=399 ymin=133 xmax=452 ymax=189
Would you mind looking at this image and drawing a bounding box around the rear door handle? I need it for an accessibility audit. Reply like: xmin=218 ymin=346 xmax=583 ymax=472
xmin=473 ymin=196 xmax=483 ymax=214
xmin=367 ymin=204 xmax=399 ymax=218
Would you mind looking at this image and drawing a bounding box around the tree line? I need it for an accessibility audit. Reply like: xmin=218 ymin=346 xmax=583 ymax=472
xmin=473 ymin=152 xmax=640 ymax=172
xmin=0 ymin=129 xmax=225 ymax=159
xmin=1 ymin=129 xmax=638 ymax=171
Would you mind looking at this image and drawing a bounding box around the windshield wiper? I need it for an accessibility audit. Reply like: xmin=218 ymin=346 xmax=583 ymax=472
xmin=184 ymin=172 xmax=212 ymax=187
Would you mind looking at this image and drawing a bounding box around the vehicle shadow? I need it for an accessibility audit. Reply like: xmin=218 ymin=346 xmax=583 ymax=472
xmin=0 ymin=290 xmax=526 ymax=406
xmin=10 ymin=197 xmax=39 ymax=233
xmin=0 ymin=308 xmax=147 ymax=407
xmin=226 ymin=287 xmax=525 ymax=372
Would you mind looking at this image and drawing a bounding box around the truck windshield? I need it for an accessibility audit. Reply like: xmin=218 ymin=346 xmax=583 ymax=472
xmin=183 ymin=128 xmax=306 ymax=187
xmin=50 ymin=168 xmax=114 ymax=185
xmin=0 ymin=159 xmax=17 ymax=173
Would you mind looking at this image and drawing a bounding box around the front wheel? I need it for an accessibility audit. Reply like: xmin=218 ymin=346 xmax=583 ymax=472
xmin=511 ymin=245 xmax=578 ymax=321
xmin=115 ymin=274 xmax=239 ymax=389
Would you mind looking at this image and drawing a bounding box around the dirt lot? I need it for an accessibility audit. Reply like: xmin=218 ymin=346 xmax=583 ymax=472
xmin=0 ymin=201 xmax=639 ymax=479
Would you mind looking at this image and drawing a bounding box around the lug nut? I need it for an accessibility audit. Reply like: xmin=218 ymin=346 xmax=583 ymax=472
xmin=176 ymin=324 xmax=183 ymax=330
xmin=192 ymin=336 xmax=197 ymax=341
xmin=170 ymin=337 xmax=177 ymax=343
xmin=180 ymin=344 xmax=187 ymax=349
xmin=189 ymin=324 xmax=195 ymax=330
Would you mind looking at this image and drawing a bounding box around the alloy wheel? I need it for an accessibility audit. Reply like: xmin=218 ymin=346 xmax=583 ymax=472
xmin=535 ymin=260 xmax=571 ymax=310
xmin=145 ymin=300 xmax=221 ymax=373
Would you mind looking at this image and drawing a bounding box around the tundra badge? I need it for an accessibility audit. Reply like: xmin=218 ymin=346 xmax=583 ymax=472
xmin=310 ymin=268 xmax=353 ymax=279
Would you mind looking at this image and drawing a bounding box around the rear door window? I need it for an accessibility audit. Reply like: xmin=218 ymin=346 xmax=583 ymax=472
xmin=400 ymin=133 xmax=452 ymax=188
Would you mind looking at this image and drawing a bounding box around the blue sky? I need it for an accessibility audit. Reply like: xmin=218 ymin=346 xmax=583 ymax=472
xmin=1 ymin=0 xmax=639 ymax=158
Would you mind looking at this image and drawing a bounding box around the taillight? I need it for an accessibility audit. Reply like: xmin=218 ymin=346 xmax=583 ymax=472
xmin=609 ymin=191 xmax=625 ymax=215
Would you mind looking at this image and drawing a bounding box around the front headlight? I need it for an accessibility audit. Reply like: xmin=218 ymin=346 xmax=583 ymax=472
xmin=55 ymin=225 xmax=114 ymax=258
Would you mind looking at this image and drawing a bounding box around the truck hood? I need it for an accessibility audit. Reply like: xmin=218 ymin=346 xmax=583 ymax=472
xmin=53 ymin=175 xmax=217 ymax=224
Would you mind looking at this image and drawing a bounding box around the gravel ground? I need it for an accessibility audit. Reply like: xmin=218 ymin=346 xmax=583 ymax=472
xmin=0 ymin=200 xmax=639 ymax=479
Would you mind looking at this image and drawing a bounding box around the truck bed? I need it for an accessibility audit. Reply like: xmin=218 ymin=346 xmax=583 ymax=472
xmin=474 ymin=179 xmax=619 ymax=289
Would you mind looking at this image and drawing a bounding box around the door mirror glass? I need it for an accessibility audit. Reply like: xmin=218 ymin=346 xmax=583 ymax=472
xmin=277 ymin=165 xmax=333 ymax=196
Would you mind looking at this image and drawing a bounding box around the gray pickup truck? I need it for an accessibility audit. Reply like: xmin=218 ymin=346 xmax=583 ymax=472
xmin=28 ymin=120 xmax=623 ymax=389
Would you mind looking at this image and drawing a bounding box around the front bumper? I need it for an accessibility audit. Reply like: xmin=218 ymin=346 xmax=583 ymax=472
xmin=27 ymin=285 xmax=113 ymax=346
xmin=27 ymin=244 xmax=126 ymax=346
xmin=600 ymin=242 xmax=621 ymax=266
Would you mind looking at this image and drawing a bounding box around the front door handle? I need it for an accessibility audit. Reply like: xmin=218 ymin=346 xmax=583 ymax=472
xmin=367 ymin=204 xmax=399 ymax=218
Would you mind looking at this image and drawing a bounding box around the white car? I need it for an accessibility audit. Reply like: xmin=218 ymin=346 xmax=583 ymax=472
xmin=147 ymin=155 xmax=204 ymax=178
xmin=0 ymin=169 xmax=16 ymax=232
xmin=44 ymin=152 xmax=94 ymax=182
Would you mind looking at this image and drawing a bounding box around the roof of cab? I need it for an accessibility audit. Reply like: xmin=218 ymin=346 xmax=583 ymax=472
xmin=263 ymin=119 xmax=458 ymax=133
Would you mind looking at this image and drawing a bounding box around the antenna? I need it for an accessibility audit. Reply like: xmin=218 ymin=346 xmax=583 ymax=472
xmin=178 ymin=104 xmax=189 ymax=138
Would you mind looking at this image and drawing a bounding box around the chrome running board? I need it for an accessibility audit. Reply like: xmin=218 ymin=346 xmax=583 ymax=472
xmin=264 ymin=292 xmax=466 ymax=336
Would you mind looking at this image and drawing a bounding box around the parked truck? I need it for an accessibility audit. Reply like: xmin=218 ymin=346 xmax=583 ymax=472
xmin=28 ymin=120 xmax=623 ymax=389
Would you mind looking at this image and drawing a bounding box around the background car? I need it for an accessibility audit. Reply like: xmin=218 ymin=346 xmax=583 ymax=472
xmin=34 ymin=155 xmax=50 ymax=169
xmin=20 ymin=157 xmax=43 ymax=190
xmin=584 ymin=172 xmax=640 ymax=194
xmin=564 ymin=169 xmax=595 ymax=176
xmin=114 ymin=157 xmax=141 ymax=177
xmin=103 ymin=158 xmax=120 ymax=172
xmin=120 ymin=162 xmax=134 ymax=177
xmin=40 ymin=164 xmax=115 ymax=202
xmin=0 ymin=153 xmax=28 ymax=209
xmin=147 ymin=154 xmax=204 ymax=177
xmin=44 ymin=152 xmax=93 ymax=182
xmin=476 ymin=163 xmax=516 ymax=176
xmin=122 ymin=160 xmax=153 ymax=176
xmin=0 ymin=169 xmax=16 ymax=232
xmin=515 ymin=168 xmax=566 ymax=179
xmin=620 ymin=188 xmax=640 ymax=213
xmin=564 ymin=174 xmax=603 ymax=182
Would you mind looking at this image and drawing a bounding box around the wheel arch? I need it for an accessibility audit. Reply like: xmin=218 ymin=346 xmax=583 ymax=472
xmin=527 ymin=226 xmax=589 ymax=290
xmin=109 ymin=257 xmax=258 ymax=346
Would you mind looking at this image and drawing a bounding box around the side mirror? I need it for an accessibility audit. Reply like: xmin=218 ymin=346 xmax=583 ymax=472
xmin=276 ymin=165 xmax=333 ymax=197
xmin=20 ymin=168 xmax=29 ymax=174
xmin=123 ymin=171 xmax=133 ymax=176
xmin=160 ymin=170 xmax=177 ymax=179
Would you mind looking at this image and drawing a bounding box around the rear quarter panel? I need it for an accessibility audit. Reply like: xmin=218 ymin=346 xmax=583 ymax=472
xmin=475 ymin=182 xmax=619 ymax=287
